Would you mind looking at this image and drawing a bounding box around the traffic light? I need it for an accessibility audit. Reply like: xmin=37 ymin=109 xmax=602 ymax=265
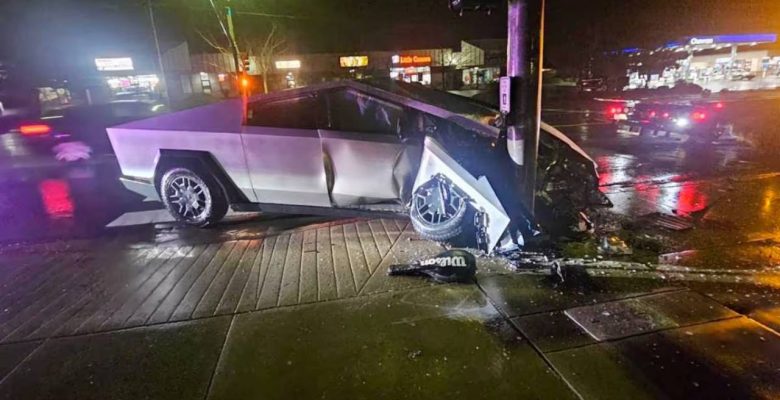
xmin=242 ymin=57 xmax=251 ymax=73
xmin=448 ymin=0 xmax=500 ymax=15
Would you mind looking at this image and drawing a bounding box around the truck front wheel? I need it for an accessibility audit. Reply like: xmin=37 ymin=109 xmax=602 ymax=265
xmin=409 ymin=176 xmax=469 ymax=242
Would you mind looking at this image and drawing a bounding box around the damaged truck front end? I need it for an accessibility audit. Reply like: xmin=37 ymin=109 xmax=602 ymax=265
xmin=389 ymin=80 xmax=608 ymax=252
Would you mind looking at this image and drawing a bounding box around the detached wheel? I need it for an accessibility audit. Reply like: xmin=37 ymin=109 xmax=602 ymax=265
xmin=160 ymin=167 xmax=228 ymax=227
xmin=410 ymin=176 xmax=468 ymax=241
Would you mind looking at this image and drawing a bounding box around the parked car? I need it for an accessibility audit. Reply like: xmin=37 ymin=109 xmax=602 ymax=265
xmin=12 ymin=100 xmax=166 ymax=160
xmin=730 ymin=72 xmax=757 ymax=81
xmin=108 ymin=79 xmax=606 ymax=252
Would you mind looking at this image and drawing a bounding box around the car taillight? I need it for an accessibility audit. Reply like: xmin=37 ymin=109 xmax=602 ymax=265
xmin=19 ymin=124 xmax=52 ymax=136
xmin=714 ymin=102 xmax=724 ymax=109
xmin=692 ymin=112 xmax=707 ymax=122
xmin=649 ymin=111 xmax=657 ymax=118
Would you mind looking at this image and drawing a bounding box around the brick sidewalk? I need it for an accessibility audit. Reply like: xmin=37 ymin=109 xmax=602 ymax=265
xmin=0 ymin=218 xmax=442 ymax=344
xmin=2 ymin=217 xmax=780 ymax=399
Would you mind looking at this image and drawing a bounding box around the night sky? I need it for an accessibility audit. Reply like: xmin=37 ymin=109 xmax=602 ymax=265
xmin=0 ymin=0 xmax=778 ymax=77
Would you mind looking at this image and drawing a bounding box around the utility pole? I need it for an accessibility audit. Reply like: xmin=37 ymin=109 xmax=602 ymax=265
xmin=448 ymin=0 xmax=545 ymax=214
xmin=147 ymin=0 xmax=170 ymax=107
xmin=207 ymin=0 xmax=241 ymax=81
xmin=225 ymin=2 xmax=242 ymax=77
xmin=505 ymin=0 xmax=545 ymax=213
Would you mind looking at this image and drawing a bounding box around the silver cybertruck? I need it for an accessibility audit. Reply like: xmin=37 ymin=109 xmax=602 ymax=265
xmin=108 ymin=79 xmax=606 ymax=252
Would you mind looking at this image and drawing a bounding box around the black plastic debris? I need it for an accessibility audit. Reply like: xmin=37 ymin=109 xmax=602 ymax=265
xmin=388 ymin=249 xmax=476 ymax=283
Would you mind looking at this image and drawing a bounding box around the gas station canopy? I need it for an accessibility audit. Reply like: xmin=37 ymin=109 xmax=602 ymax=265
xmin=665 ymin=33 xmax=778 ymax=51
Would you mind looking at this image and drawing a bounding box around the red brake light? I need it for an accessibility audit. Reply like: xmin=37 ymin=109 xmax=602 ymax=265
xmin=715 ymin=102 xmax=724 ymax=109
xmin=649 ymin=111 xmax=657 ymax=118
xmin=662 ymin=112 xmax=670 ymax=118
xmin=19 ymin=124 xmax=51 ymax=136
xmin=692 ymin=112 xmax=707 ymax=122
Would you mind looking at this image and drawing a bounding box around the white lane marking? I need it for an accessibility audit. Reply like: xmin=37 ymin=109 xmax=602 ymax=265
xmin=106 ymin=210 xmax=173 ymax=228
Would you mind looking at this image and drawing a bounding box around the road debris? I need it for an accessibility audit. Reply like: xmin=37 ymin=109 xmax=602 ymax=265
xmin=495 ymin=249 xmax=550 ymax=270
xmin=599 ymin=236 xmax=633 ymax=256
xmin=659 ymin=250 xmax=699 ymax=265
xmin=388 ymin=249 xmax=476 ymax=283
xmin=644 ymin=212 xmax=695 ymax=231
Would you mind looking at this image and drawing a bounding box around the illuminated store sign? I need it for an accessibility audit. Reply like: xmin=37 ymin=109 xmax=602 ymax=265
xmin=275 ymin=60 xmax=301 ymax=69
xmin=689 ymin=37 xmax=715 ymax=46
xmin=95 ymin=57 xmax=134 ymax=71
xmin=339 ymin=56 xmax=369 ymax=68
xmin=392 ymin=55 xmax=433 ymax=65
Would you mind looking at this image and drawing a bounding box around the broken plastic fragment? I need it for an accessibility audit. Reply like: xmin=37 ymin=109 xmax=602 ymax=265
xmin=598 ymin=236 xmax=633 ymax=256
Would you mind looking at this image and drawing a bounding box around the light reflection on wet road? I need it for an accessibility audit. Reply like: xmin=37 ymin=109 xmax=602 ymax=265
xmin=0 ymin=152 xmax=149 ymax=244
xmin=543 ymin=108 xmax=757 ymax=217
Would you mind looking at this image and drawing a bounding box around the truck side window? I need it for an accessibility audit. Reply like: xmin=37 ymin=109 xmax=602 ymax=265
xmin=326 ymin=89 xmax=402 ymax=135
xmin=247 ymin=96 xmax=319 ymax=130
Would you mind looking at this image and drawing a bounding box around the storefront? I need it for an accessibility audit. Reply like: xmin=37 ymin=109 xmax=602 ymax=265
xmin=275 ymin=59 xmax=301 ymax=89
xmin=95 ymin=57 xmax=161 ymax=99
xmin=163 ymin=39 xmax=497 ymax=95
xmin=339 ymin=55 xmax=369 ymax=79
xmin=390 ymin=54 xmax=433 ymax=85
xmin=461 ymin=66 xmax=500 ymax=88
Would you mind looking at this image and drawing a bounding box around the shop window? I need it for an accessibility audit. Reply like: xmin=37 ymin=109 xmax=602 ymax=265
xmin=200 ymin=72 xmax=212 ymax=94
xmin=247 ymin=96 xmax=320 ymax=130
xmin=326 ymin=89 xmax=403 ymax=135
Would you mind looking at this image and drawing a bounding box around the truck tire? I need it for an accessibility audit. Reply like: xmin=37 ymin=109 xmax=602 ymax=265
xmin=160 ymin=167 xmax=228 ymax=227
xmin=409 ymin=176 xmax=468 ymax=242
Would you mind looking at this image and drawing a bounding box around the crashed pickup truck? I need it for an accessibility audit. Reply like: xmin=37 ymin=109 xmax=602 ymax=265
xmin=108 ymin=79 xmax=607 ymax=252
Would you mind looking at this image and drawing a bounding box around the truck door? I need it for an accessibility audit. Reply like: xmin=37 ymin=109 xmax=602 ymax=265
xmin=319 ymin=88 xmax=421 ymax=208
xmin=241 ymin=94 xmax=331 ymax=207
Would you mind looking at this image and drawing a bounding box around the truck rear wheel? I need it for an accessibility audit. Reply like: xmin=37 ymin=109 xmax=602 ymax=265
xmin=160 ymin=167 xmax=228 ymax=227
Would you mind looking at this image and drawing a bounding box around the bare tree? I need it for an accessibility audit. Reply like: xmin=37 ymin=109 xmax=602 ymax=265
xmin=197 ymin=30 xmax=233 ymax=55
xmin=243 ymin=23 xmax=286 ymax=94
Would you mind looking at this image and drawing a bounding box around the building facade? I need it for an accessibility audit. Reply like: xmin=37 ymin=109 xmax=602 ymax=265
xmin=162 ymin=40 xmax=505 ymax=99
